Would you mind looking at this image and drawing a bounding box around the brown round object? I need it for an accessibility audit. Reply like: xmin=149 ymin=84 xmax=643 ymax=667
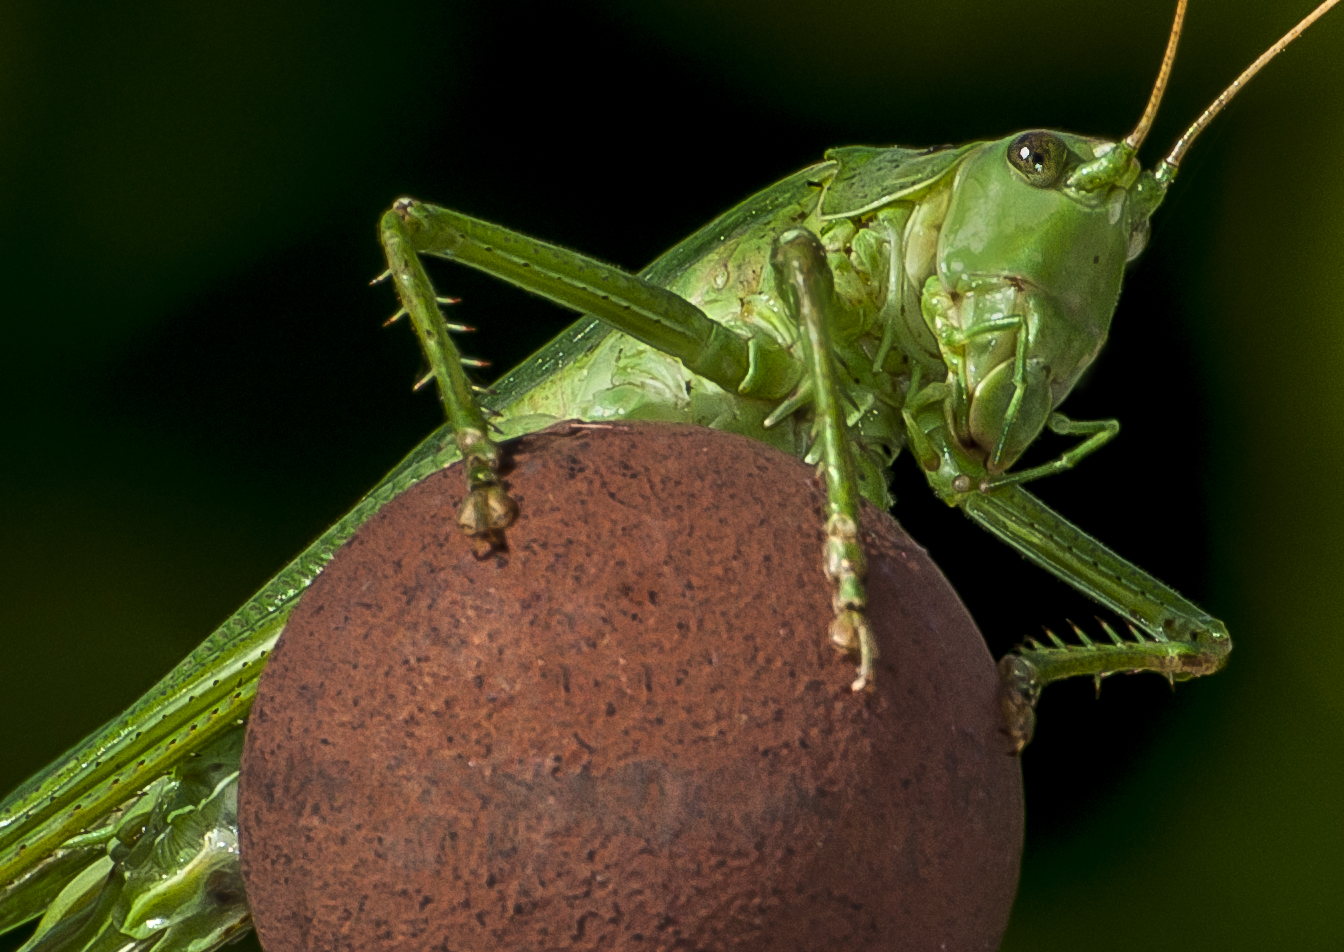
xmin=239 ymin=422 xmax=1022 ymax=952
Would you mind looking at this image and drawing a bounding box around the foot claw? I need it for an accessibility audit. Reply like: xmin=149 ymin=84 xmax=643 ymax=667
xmin=831 ymin=609 xmax=878 ymax=692
xmin=457 ymin=484 xmax=518 ymax=539
xmin=998 ymin=655 xmax=1039 ymax=753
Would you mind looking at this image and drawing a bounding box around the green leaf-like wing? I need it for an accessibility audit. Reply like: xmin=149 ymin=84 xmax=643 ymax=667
xmin=818 ymin=143 xmax=979 ymax=220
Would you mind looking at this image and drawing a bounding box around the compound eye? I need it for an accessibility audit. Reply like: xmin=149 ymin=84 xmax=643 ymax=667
xmin=1007 ymin=131 xmax=1068 ymax=188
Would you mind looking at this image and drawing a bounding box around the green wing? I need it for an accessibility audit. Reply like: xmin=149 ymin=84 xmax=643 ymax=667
xmin=819 ymin=143 xmax=978 ymax=219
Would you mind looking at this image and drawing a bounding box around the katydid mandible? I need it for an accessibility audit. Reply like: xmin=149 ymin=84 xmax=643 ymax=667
xmin=2 ymin=2 xmax=1338 ymax=952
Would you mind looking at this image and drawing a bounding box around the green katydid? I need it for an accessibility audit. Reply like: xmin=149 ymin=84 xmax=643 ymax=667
xmin=1 ymin=2 xmax=1338 ymax=952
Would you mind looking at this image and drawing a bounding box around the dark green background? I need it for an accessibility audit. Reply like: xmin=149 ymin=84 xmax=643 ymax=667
xmin=2 ymin=1 xmax=1341 ymax=948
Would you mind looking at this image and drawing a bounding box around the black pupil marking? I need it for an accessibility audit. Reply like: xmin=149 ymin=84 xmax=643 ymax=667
xmin=1017 ymin=146 xmax=1044 ymax=171
xmin=1009 ymin=133 xmax=1069 ymax=187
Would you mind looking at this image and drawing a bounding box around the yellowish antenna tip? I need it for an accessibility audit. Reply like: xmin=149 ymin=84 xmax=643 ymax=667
xmin=1126 ymin=0 xmax=1188 ymax=151
xmin=1162 ymin=0 xmax=1342 ymax=175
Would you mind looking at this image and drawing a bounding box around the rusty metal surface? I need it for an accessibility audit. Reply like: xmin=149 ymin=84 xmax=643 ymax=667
xmin=239 ymin=422 xmax=1022 ymax=952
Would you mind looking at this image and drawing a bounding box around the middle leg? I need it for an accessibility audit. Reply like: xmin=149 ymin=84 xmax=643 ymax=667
xmin=771 ymin=229 xmax=878 ymax=691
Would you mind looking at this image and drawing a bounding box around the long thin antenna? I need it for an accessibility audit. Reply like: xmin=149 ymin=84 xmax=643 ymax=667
xmin=1126 ymin=0 xmax=1188 ymax=150
xmin=1162 ymin=0 xmax=1341 ymax=173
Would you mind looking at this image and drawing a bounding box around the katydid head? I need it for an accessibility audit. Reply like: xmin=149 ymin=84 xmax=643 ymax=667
xmin=936 ymin=0 xmax=1337 ymax=473
xmin=934 ymin=130 xmax=1142 ymax=472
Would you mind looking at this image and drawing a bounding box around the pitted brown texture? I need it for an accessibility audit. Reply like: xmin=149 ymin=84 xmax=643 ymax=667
xmin=239 ymin=422 xmax=1022 ymax=952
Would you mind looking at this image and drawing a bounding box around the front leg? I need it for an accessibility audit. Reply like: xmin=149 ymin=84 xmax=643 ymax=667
xmin=961 ymin=477 xmax=1231 ymax=749
xmin=910 ymin=417 xmax=1230 ymax=747
xmin=771 ymin=229 xmax=878 ymax=691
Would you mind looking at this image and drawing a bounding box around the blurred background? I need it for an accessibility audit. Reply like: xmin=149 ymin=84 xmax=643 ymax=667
xmin=1 ymin=0 xmax=1340 ymax=948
